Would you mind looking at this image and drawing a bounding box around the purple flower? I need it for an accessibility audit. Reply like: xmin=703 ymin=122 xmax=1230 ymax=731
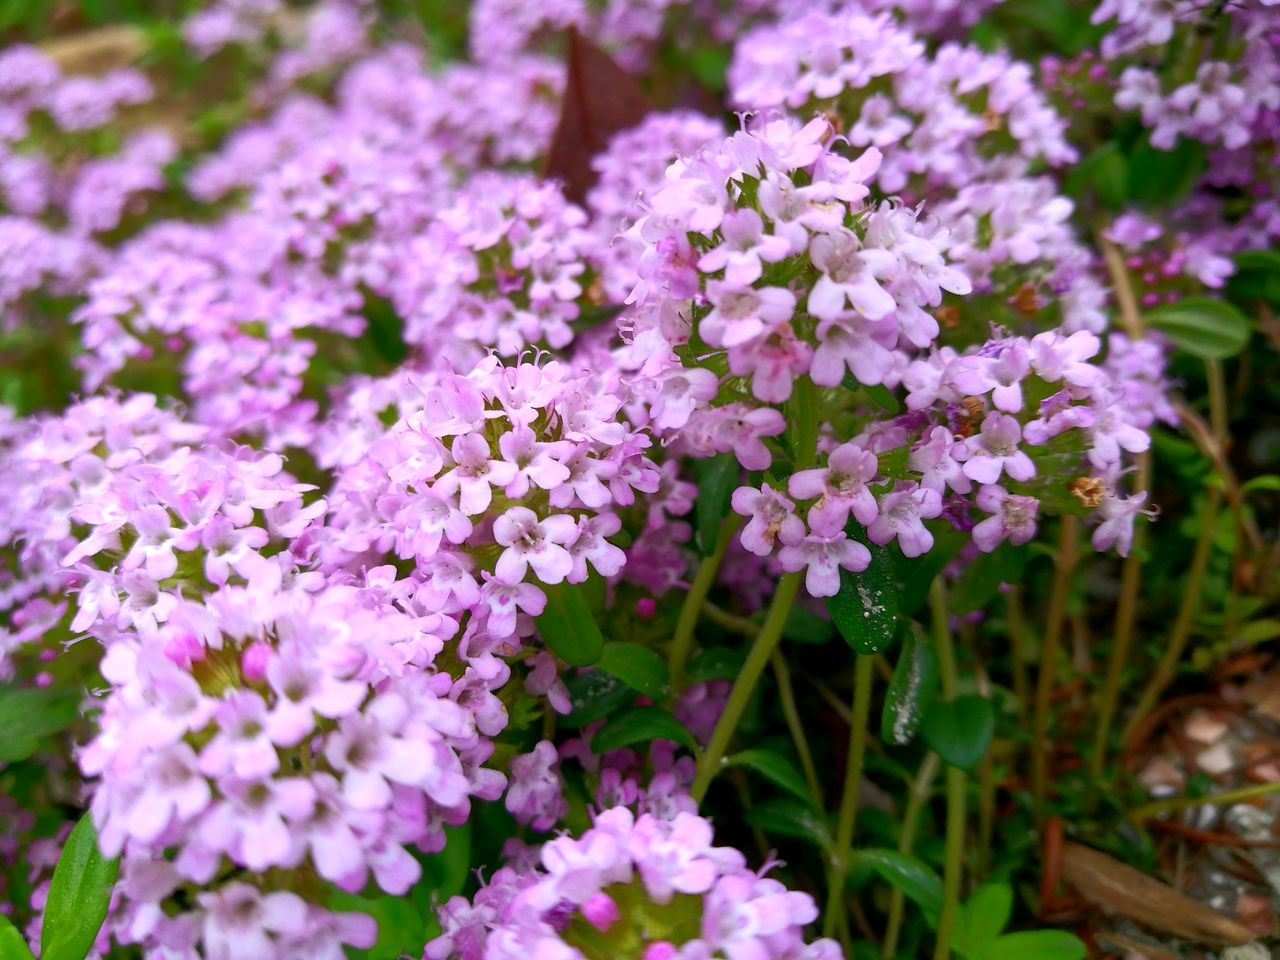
xmin=731 ymin=484 xmax=804 ymax=557
xmin=700 ymin=280 xmax=797 ymax=349
xmin=972 ymin=485 xmax=1039 ymax=551
xmin=697 ymin=208 xmax=790 ymax=286
xmin=808 ymin=230 xmax=897 ymax=321
xmin=493 ymin=507 xmax=577 ymax=585
xmin=505 ymin=740 xmax=566 ymax=831
xmin=789 ymin=442 xmax=879 ymax=535
xmin=959 ymin=413 xmax=1035 ymax=485
xmin=777 ymin=531 xmax=871 ymax=597
xmin=868 ymin=484 xmax=942 ymax=557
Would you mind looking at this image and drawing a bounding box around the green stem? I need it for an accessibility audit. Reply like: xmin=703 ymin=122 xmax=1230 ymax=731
xmin=882 ymin=752 xmax=941 ymax=960
xmin=669 ymin=514 xmax=741 ymax=693
xmin=1006 ymin=586 xmax=1029 ymax=725
xmin=1090 ymin=450 xmax=1151 ymax=785
xmin=772 ymin=648 xmax=825 ymax=810
xmin=1129 ymin=779 xmax=1280 ymax=823
xmin=691 ymin=571 xmax=802 ymax=803
xmin=930 ymin=581 xmax=964 ymax=960
xmin=823 ymin=654 xmax=874 ymax=941
xmin=1122 ymin=487 xmax=1223 ymax=746
xmin=1033 ymin=516 xmax=1078 ymax=825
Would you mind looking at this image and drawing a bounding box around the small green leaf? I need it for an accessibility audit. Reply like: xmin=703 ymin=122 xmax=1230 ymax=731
xmin=854 ymin=849 xmax=942 ymax=926
xmin=881 ymin=626 xmax=939 ymax=746
xmin=951 ymin=545 xmax=1027 ymax=616
xmin=954 ymin=884 xmax=1013 ymax=958
xmin=783 ymin=606 xmax=835 ymax=645
xmin=922 ymin=695 xmax=996 ymax=771
xmin=0 ymin=687 xmax=81 ymax=763
xmin=744 ymin=798 xmax=832 ymax=850
xmin=42 ymin=814 xmax=119 ymax=960
xmin=687 ymin=646 xmax=745 ymax=682
xmin=898 ymin=526 xmax=965 ymax=615
xmin=695 ymin=453 xmax=738 ymax=554
xmin=727 ymin=749 xmax=812 ymax=803
xmin=560 ymin=670 xmax=635 ymax=728
xmin=864 ymin=383 xmax=901 ymax=414
xmin=1126 ymin=135 xmax=1206 ymax=209
xmin=590 ymin=706 xmax=697 ymax=753
xmin=328 ymin=891 xmax=426 ymax=960
xmin=1064 ymin=141 xmax=1127 ymax=210
xmin=536 ymin=581 xmax=604 ymax=667
xmin=826 ymin=540 xmax=897 ymax=655
xmin=1227 ymin=249 xmax=1280 ymax=305
xmin=596 ymin=642 xmax=670 ymax=699
xmin=984 ymin=930 xmax=1086 ymax=960
xmin=0 ymin=915 xmax=35 ymax=960
xmin=1145 ymin=297 xmax=1251 ymax=359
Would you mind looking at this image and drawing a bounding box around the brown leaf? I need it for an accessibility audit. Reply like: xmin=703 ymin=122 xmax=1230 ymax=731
xmin=1060 ymin=841 xmax=1256 ymax=946
xmin=41 ymin=24 xmax=146 ymax=75
xmin=542 ymin=28 xmax=652 ymax=204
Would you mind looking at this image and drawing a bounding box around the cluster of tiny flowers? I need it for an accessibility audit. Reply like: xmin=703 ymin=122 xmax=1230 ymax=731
xmin=391 ymin=174 xmax=595 ymax=360
xmin=322 ymin=355 xmax=658 ymax=646
xmin=0 ymin=45 xmax=174 ymax=314
xmin=427 ymin=805 xmax=841 ymax=960
xmin=621 ymin=115 xmax=1153 ymax=599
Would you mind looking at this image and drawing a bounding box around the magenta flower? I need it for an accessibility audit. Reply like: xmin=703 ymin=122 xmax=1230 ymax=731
xmin=505 ymin=740 xmax=566 ymax=831
xmin=700 ymin=279 xmax=797 ymax=348
xmin=1091 ymin=491 xmax=1151 ymax=557
xmin=566 ymin=514 xmax=626 ymax=582
xmin=493 ymin=507 xmax=577 ymax=585
xmin=777 ymin=531 xmax=871 ymax=597
xmin=972 ymin=485 xmax=1039 ymax=551
xmin=807 ymin=230 xmax=897 ymax=321
xmin=789 ymin=441 xmax=879 ymax=535
xmin=959 ymin=413 xmax=1035 ymax=485
xmin=868 ymin=484 xmax=942 ymax=557
xmin=731 ymin=483 xmax=804 ymax=557
xmin=434 ymin=433 xmax=518 ymax=516
xmin=697 ymin=208 xmax=791 ymax=286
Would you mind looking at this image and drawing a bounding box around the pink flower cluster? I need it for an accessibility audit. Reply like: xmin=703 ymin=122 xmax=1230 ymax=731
xmin=428 ymin=806 xmax=841 ymax=960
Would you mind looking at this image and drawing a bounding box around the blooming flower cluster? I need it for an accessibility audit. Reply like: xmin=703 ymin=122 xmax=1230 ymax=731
xmin=3 ymin=0 xmax=1273 ymax=955
xmin=428 ymin=805 xmax=841 ymax=960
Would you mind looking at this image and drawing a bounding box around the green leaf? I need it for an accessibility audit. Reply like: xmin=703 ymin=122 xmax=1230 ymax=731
xmin=695 ymin=453 xmax=738 ymax=554
xmin=864 ymin=383 xmax=901 ymax=414
xmin=922 ymin=695 xmax=996 ymax=771
xmin=0 ymin=915 xmax=35 ymax=960
xmin=787 ymin=375 xmax=819 ymax=469
xmin=854 ymin=849 xmax=942 ymax=926
xmin=536 ymin=581 xmax=604 ymax=667
xmin=1145 ymin=297 xmax=1251 ymax=359
xmin=560 ymin=670 xmax=635 ymax=728
xmin=881 ymin=626 xmax=939 ymax=745
xmin=1126 ymin=135 xmax=1206 ymax=209
xmin=727 ymin=749 xmax=812 ymax=803
xmin=596 ymin=642 xmax=671 ymax=699
xmin=984 ymin=930 xmax=1086 ymax=960
xmin=954 ymin=884 xmax=1013 ymax=958
xmin=41 ymin=814 xmax=119 ymax=960
xmin=1063 ymin=141 xmax=1127 ymax=210
xmin=951 ymin=545 xmax=1027 ymax=616
xmin=0 ymin=687 xmax=81 ymax=763
xmin=898 ymin=526 xmax=965 ymax=615
xmin=744 ymin=798 xmax=832 ymax=850
xmin=1226 ymin=249 xmax=1280 ymax=305
xmin=783 ymin=606 xmax=835 ymax=645
xmin=687 ymin=646 xmax=745 ymax=682
xmin=826 ymin=540 xmax=897 ymax=654
xmin=590 ymin=706 xmax=697 ymax=754
xmin=329 ymin=891 xmax=427 ymax=960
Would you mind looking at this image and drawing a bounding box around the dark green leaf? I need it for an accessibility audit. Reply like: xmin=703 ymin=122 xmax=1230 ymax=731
xmin=536 ymin=581 xmax=604 ymax=667
xmin=854 ymin=849 xmax=942 ymax=926
xmin=0 ymin=915 xmax=35 ymax=960
xmin=590 ymin=706 xmax=697 ymax=753
xmin=1126 ymin=135 xmax=1206 ymax=209
xmin=744 ymin=798 xmax=832 ymax=850
xmin=560 ymin=670 xmax=635 ymax=728
xmin=1063 ymin=141 xmax=1127 ymax=210
xmin=1145 ymin=297 xmax=1251 ymax=359
xmin=329 ymin=891 xmax=426 ymax=960
xmin=881 ymin=626 xmax=939 ymax=745
xmin=984 ymin=931 xmax=1086 ymax=960
xmin=898 ymin=526 xmax=965 ymax=615
xmin=596 ymin=642 xmax=670 ymax=699
xmin=922 ymin=695 xmax=996 ymax=771
xmin=783 ymin=606 xmax=834 ymax=645
xmin=42 ymin=814 xmax=119 ymax=960
xmin=695 ymin=453 xmax=738 ymax=554
xmin=687 ymin=646 xmax=745 ymax=682
xmin=826 ymin=540 xmax=897 ymax=655
xmin=954 ymin=884 xmax=1013 ymax=958
xmin=1226 ymin=249 xmax=1280 ymax=305
xmin=0 ymin=687 xmax=80 ymax=763
xmin=865 ymin=383 xmax=901 ymax=414
xmin=951 ymin=545 xmax=1027 ymax=616
xmin=727 ymin=749 xmax=812 ymax=803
